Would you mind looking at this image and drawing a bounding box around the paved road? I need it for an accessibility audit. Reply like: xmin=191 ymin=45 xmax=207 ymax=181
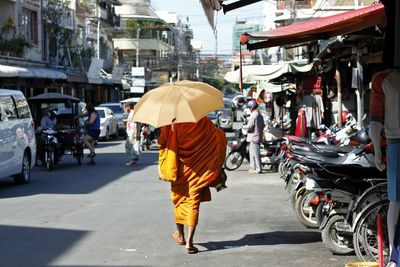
xmin=0 ymin=137 xmax=358 ymax=267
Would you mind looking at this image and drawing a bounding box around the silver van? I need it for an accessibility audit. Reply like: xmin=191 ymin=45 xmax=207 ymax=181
xmin=0 ymin=89 xmax=36 ymax=184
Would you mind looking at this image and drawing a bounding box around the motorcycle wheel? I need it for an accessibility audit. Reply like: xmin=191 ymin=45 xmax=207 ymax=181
xmin=294 ymin=190 xmax=319 ymax=228
xmin=46 ymin=150 xmax=53 ymax=172
xmin=321 ymin=214 xmax=355 ymax=255
xmin=278 ymin=161 xmax=286 ymax=177
xmin=224 ymin=151 xmax=244 ymax=171
xmin=287 ymin=169 xmax=303 ymax=194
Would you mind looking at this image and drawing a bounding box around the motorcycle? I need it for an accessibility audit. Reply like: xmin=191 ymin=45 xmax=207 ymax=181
xmin=224 ymin=131 xmax=283 ymax=171
xmin=41 ymin=128 xmax=60 ymax=172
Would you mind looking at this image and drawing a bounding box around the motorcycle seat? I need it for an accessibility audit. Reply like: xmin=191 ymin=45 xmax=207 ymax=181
xmin=287 ymin=135 xmax=329 ymax=144
xmin=291 ymin=149 xmax=340 ymax=159
xmin=312 ymin=144 xmax=353 ymax=154
xmin=313 ymin=164 xmax=387 ymax=179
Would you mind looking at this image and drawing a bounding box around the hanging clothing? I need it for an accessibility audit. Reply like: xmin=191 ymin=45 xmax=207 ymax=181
xmin=303 ymin=94 xmax=315 ymax=128
xmin=295 ymin=107 xmax=307 ymax=137
xmin=312 ymin=94 xmax=324 ymax=129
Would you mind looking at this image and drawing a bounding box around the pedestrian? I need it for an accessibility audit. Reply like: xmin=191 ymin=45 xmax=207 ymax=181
xmin=243 ymin=99 xmax=265 ymax=174
xmin=158 ymin=117 xmax=226 ymax=254
xmin=83 ymin=103 xmax=100 ymax=165
xmin=124 ymin=102 xmax=140 ymax=166
xmin=369 ymin=68 xmax=400 ymax=267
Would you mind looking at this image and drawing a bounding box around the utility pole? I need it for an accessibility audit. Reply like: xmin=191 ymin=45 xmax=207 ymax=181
xmin=136 ymin=25 xmax=140 ymax=67
xmin=97 ymin=3 xmax=100 ymax=59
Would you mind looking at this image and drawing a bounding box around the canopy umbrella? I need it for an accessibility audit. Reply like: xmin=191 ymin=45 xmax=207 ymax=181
xmin=132 ymin=80 xmax=224 ymax=128
xmin=120 ymin=97 xmax=141 ymax=104
xmin=224 ymin=61 xmax=313 ymax=84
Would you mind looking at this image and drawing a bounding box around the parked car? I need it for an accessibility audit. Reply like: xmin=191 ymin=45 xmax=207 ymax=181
xmin=207 ymin=111 xmax=218 ymax=126
xmin=217 ymin=108 xmax=234 ymax=131
xmin=95 ymin=107 xmax=118 ymax=140
xmin=98 ymin=103 xmax=125 ymax=136
xmin=0 ymin=89 xmax=36 ymax=184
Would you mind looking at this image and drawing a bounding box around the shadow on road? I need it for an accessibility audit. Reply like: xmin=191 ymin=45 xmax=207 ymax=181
xmin=0 ymin=150 xmax=159 ymax=198
xmin=0 ymin=225 xmax=88 ymax=266
xmin=199 ymin=231 xmax=321 ymax=251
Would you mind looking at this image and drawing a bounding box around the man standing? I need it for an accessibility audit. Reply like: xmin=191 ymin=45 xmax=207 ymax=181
xmin=244 ymin=100 xmax=265 ymax=174
xmin=370 ymin=68 xmax=400 ymax=267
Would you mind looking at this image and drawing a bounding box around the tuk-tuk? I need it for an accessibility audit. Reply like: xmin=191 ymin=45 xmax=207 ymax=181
xmin=28 ymin=93 xmax=84 ymax=171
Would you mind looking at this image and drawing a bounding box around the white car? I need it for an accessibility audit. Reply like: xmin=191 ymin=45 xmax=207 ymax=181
xmin=98 ymin=103 xmax=125 ymax=136
xmin=95 ymin=107 xmax=118 ymax=140
xmin=0 ymin=89 xmax=36 ymax=184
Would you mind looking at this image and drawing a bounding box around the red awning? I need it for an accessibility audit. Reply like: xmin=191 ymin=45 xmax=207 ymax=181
xmin=242 ymin=4 xmax=385 ymax=50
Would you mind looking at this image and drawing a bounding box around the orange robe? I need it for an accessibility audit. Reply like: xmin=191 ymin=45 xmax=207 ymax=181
xmin=158 ymin=117 xmax=227 ymax=227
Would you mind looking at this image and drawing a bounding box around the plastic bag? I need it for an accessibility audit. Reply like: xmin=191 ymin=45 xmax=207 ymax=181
xmin=132 ymin=140 xmax=142 ymax=158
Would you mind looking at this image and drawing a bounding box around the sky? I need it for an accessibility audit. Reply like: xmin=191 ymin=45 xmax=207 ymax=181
xmin=150 ymin=0 xmax=267 ymax=55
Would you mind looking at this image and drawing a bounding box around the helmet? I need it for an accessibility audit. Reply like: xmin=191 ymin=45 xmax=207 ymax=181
xmin=246 ymin=99 xmax=258 ymax=109
xmin=356 ymin=129 xmax=370 ymax=144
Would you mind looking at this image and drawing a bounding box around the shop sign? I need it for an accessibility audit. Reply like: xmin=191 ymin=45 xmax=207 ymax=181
xmin=130 ymin=86 xmax=145 ymax=93
xmin=132 ymin=67 xmax=145 ymax=77
xmin=132 ymin=78 xmax=145 ymax=87
xmin=87 ymin=23 xmax=97 ymax=39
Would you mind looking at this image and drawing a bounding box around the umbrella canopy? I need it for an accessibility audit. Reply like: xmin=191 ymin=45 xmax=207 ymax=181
xmin=120 ymin=97 xmax=141 ymax=104
xmin=29 ymin=93 xmax=80 ymax=103
xmin=132 ymin=80 xmax=224 ymax=127
xmin=224 ymin=61 xmax=313 ymax=84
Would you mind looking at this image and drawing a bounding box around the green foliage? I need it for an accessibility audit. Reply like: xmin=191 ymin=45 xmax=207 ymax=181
xmin=79 ymin=0 xmax=92 ymax=13
xmin=43 ymin=0 xmax=72 ymax=43
xmin=0 ymin=36 xmax=31 ymax=57
xmin=70 ymin=46 xmax=95 ymax=70
xmin=125 ymin=19 xmax=163 ymax=38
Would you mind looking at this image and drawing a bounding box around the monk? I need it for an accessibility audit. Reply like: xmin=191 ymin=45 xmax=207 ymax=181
xmin=158 ymin=116 xmax=227 ymax=254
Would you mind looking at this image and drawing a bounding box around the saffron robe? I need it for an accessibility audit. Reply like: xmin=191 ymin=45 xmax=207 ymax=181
xmin=158 ymin=117 xmax=227 ymax=227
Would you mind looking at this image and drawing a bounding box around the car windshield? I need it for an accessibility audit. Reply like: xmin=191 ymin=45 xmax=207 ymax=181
xmin=101 ymin=105 xmax=123 ymax=114
xmin=96 ymin=109 xmax=105 ymax=118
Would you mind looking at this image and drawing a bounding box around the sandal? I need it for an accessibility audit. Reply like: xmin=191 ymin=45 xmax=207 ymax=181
xmin=186 ymin=246 xmax=199 ymax=254
xmin=172 ymin=231 xmax=186 ymax=246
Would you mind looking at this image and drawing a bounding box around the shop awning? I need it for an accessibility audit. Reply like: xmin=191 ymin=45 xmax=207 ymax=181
xmin=242 ymin=3 xmax=385 ymax=50
xmin=224 ymin=61 xmax=313 ymax=83
xmin=0 ymin=64 xmax=67 ymax=80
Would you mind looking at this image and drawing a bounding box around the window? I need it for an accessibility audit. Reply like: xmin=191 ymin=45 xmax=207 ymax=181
xmin=0 ymin=96 xmax=18 ymax=121
xmin=21 ymin=8 xmax=38 ymax=44
xmin=14 ymin=96 xmax=31 ymax=119
xmin=96 ymin=109 xmax=105 ymax=118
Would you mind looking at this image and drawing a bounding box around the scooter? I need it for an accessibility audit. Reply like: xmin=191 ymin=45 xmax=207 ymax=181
xmin=42 ymin=128 xmax=60 ymax=172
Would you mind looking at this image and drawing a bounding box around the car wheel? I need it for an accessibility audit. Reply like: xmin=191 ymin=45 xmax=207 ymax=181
xmin=106 ymin=128 xmax=110 ymax=141
xmin=13 ymin=151 xmax=31 ymax=185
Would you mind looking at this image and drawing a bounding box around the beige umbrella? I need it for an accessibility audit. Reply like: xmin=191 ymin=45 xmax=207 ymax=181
xmin=132 ymin=80 xmax=224 ymax=127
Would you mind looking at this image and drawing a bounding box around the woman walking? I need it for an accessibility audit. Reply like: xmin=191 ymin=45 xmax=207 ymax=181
xmin=124 ymin=102 xmax=140 ymax=166
xmin=83 ymin=103 xmax=100 ymax=165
